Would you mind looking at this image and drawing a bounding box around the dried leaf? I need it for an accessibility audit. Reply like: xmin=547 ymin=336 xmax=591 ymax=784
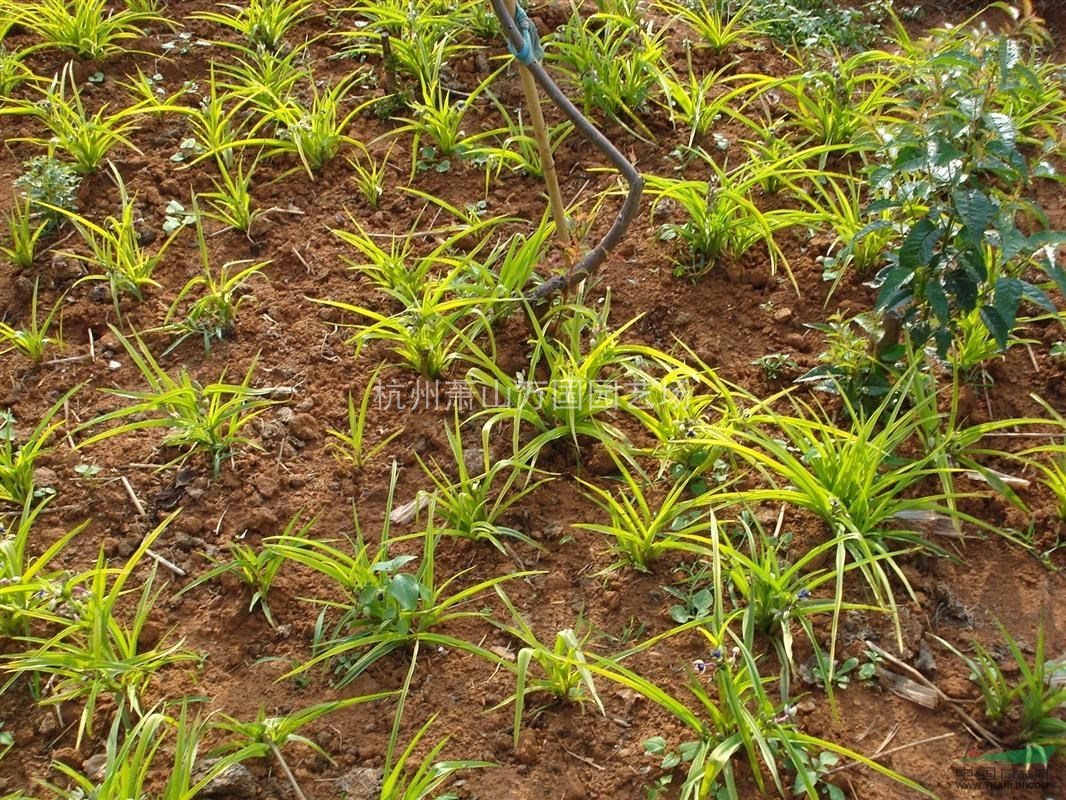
xmin=877 ymin=667 xmax=939 ymax=709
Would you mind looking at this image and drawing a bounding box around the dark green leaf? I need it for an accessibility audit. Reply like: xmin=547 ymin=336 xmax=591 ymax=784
xmin=980 ymin=305 xmax=1010 ymax=351
xmin=926 ymin=280 xmax=950 ymax=324
xmin=692 ymin=588 xmax=712 ymax=614
xmin=848 ymin=217 xmax=891 ymax=249
xmin=387 ymin=573 xmax=422 ymax=611
xmin=873 ymin=266 xmax=914 ymax=312
xmin=898 ymin=219 xmax=940 ymax=270
xmin=678 ymin=741 xmax=702 ymax=762
xmin=982 ymin=112 xmax=1017 ymax=147
xmin=998 ymin=224 xmax=1033 ymax=262
xmin=952 ymin=189 xmax=995 ymax=243
xmin=864 ymin=199 xmax=898 ymax=216
xmin=1042 ymin=259 xmax=1066 ymax=298
xmin=955 ymin=248 xmax=986 ymax=293
xmin=930 ymin=324 xmax=950 ymax=357
xmin=1020 ymin=281 xmax=1056 ymax=313
xmin=993 ymin=277 xmax=1025 ymax=334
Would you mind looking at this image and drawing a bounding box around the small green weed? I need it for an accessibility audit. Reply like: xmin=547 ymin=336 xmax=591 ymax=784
xmin=77 ymin=329 xmax=279 ymax=477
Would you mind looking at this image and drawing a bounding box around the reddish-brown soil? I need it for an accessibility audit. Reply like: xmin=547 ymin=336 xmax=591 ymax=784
xmin=0 ymin=2 xmax=1063 ymax=799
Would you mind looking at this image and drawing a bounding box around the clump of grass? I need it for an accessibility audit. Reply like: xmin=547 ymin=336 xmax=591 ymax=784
xmin=4 ymin=512 xmax=197 ymax=748
xmin=77 ymin=328 xmax=279 ymax=477
xmin=935 ymin=620 xmax=1066 ymax=750
xmin=9 ymin=0 xmax=171 ymax=60
xmin=161 ymin=203 xmax=268 ymax=353
xmin=0 ymin=280 xmax=64 ymax=363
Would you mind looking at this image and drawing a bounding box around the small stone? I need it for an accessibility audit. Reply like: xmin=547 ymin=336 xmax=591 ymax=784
xmin=32 ymin=466 xmax=59 ymax=491
xmin=84 ymin=753 xmax=108 ymax=781
xmin=245 ymin=506 xmax=278 ymax=533
xmin=50 ymin=253 xmax=82 ymax=281
xmin=317 ymin=305 xmax=344 ymax=324
xmin=52 ymin=747 xmax=80 ymax=768
xmin=675 ymin=311 xmax=692 ymax=327
xmin=13 ymin=275 xmax=34 ymax=296
xmin=137 ymin=621 xmax=161 ymax=650
xmin=515 ymin=743 xmax=539 ymax=765
xmin=88 ymin=284 xmax=111 ymax=304
xmin=914 ymin=638 xmax=936 ymax=676
xmin=543 ymin=522 xmax=565 ymax=540
xmin=35 ymin=714 xmax=58 ymax=736
xmin=315 ymin=728 xmax=338 ymax=752
xmin=108 ymin=360 xmax=122 ymax=371
xmin=462 ymin=446 xmax=484 ymax=475
xmin=254 ymin=475 xmax=278 ymax=499
xmin=175 ymin=517 xmax=204 ymax=538
xmin=192 ymin=759 xmax=256 ymax=799
xmin=288 ymin=413 xmax=319 ymax=442
xmin=747 ymin=269 xmax=770 ymax=289
xmin=772 ymin=307 xmax=793 ymax=323
xmin=561 ymin=771 xmax=586 ymax=799
xmin=603 ymin=591 xmax=621 ymax=612
xmin=336 ymin=767 xmax=382 ymax=800
xmin=584 ymin=444 xmax=617 ymax=476
xmin=173 ymin=532 xmax=201 ymax=551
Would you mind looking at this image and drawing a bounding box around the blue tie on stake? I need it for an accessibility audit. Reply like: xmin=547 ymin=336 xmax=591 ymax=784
xmin=490 ymin=0 xmax=644 ymax=300
xmin=507 ymin=4 xmax=544 ymax=66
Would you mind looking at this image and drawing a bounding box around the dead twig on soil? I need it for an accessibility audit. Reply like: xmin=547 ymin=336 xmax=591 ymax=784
xmin=872 ymin=724 xmax=900 ymax=756
xmin=120 ymin=475 xmax=146 ymax=516
xmin=562 ymin=745 xmax=605 ymax=771
xmin=45 ymin=354 xmax=91 ymax=365
xmin=120 ymin=475 xmax=186 ymax=577
xmin=291 ymin=245 xmax=311 ymax=274
xmin=865 ymin=640 xmax=1003 ymax=748
xmin=825 ymin=732 xmax=957 ymax=776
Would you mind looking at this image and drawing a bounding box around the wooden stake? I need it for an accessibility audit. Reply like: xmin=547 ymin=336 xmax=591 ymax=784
xmin=504 ymin=0 xmax=571 ymax=251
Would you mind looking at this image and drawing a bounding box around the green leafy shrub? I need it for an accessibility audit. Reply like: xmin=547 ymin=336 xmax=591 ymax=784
xmin=13 ymin=156 xmax=80 ymax=229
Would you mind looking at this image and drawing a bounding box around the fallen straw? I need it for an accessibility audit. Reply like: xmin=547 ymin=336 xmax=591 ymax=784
xmin=120 ymin=475 xmax=186 ymax=577
xmin=865 ymin=639 xmax=1002 ymax=748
